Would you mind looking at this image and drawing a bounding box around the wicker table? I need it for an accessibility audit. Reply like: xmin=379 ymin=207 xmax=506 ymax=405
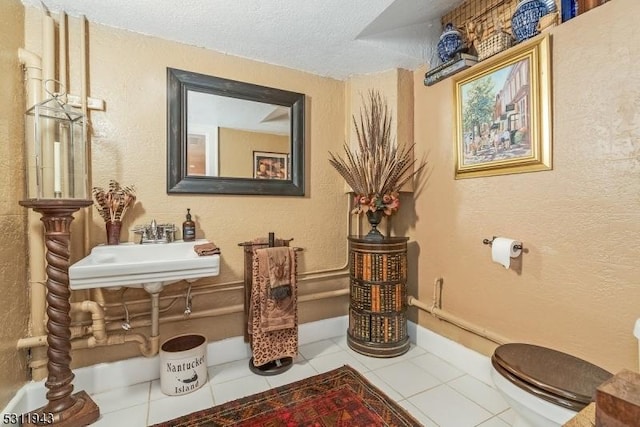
xmin=347 ymin=236 xmax=410 ymax=358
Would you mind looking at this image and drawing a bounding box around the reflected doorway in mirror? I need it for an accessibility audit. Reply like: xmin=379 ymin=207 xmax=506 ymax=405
xmin=187 ymin=133 xmax=207 ymax=176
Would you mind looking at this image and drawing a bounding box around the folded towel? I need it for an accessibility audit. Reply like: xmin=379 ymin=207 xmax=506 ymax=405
xmin=248 ymin=246 xmax=298 ymax=366
xmin=243 ymin=238 xmax=291 ymax=298
xmin=193 ymin=242 xmax=220 ymax=256
xmin=266 ymin=246 xmax=292 ymax=300
xmin=254 ymin=247 xmax=296 ymax=333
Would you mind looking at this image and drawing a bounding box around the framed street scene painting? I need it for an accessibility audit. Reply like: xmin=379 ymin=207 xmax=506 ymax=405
xmin=453 ymin=34 xmax=552 ymax=179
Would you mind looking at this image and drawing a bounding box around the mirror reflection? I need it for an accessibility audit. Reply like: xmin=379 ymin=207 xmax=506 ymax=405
xmin=166 ymin=68 xmax=305 ymax=196
xmin=186 ymin=92 xmax=291 ymax=179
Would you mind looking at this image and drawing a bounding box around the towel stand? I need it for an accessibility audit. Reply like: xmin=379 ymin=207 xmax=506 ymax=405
xmin=237 ymin=232 xmax=303 ymax=376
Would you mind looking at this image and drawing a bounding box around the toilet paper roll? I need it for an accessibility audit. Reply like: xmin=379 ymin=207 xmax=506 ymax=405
xmin=491 ymin=237 xmax=522 ymax=269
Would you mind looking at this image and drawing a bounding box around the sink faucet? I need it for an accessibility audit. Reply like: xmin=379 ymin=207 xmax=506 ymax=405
xmin=150 ymin=219 xmax=158 ymax=240
xmin=133 ymin=220 xmax=176 ymax=244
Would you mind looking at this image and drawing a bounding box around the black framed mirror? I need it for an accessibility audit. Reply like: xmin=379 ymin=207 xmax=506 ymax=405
xmin=167 ymin=68 xmax=305 ymax=195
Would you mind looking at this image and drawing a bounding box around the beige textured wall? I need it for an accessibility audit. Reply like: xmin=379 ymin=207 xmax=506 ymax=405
xmin=0 ymin=0 xmax=29 ymax=408
xmin=218 ymin=128 xmax=289 ymax=177
xmin=411 ymin=0 xmax=640 ymax=373
xmin=346 ymin=69 xmax=414 ymax=156
xmin=344 ymin=69 xmax=417 ymax=238
xmin=23 ymin=8 xmax=349 ymax=368
xmin=12 ymin=0 xmax=636 ymax=385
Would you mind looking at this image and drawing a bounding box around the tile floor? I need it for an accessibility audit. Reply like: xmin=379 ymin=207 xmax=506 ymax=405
xmin=90 ymin=335 xmax=516 ymax=426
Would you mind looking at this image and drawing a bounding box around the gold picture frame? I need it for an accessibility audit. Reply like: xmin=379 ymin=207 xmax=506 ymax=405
xmin=453 ymin=34 xmax=552 ymax=179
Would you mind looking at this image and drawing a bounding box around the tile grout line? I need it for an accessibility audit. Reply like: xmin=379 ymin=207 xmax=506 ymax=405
xmin=87 ymin=336 xmax=506 ymax=426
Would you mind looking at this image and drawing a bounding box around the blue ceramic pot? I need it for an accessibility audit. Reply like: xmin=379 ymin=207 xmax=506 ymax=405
xmin=437 ymin=23 xmax=463 ymax=63
xmin=511 ymin=0 xmax=549 ymax=43
xmin=541 ymin=0 xmax=557 ymax=12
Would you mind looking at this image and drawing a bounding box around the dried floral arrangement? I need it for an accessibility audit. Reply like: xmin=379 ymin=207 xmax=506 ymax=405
xmin=328 ymin=90 xmax=426 ymax=216
xmin=92 ymin=180 xmax=137 ymax=223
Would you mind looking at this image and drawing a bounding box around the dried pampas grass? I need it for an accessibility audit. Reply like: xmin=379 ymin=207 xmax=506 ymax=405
xmin=92 ymin=180 xmax=137 ymax=223
xmin=328 ymin=90 xmax=425 ymax=214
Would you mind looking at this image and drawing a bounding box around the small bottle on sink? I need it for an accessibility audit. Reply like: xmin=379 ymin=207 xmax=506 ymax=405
xmin=182 ymin=209 xmax=196 ymax=241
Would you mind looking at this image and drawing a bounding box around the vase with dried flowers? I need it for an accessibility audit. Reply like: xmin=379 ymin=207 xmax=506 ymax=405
xmin=329 ymin=90 xmax=426 ymax=240
xmin=92 ymin=180 xmax=137 ymax=245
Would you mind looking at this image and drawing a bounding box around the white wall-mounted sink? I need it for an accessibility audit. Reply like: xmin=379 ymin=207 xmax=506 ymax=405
xmin=69 ymin=239 xmax=220 ymax=293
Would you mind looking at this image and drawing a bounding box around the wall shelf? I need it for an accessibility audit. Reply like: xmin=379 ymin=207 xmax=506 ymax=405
xmin=424 ymin=0 xmax=609 ymax=87
xmin=424 ymin=53 xmax=478 ymax=86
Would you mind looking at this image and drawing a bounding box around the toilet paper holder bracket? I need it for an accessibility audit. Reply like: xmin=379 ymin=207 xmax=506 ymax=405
xmin=483 ymin=236 xmax=523 ymax=250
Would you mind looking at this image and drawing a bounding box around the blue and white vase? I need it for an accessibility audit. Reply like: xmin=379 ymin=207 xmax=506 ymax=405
xmin=437 ymin=23 xmax=463 ymax=63
xmin=542 ymin=0 xmax=557 ymax=12
xmin=511 ymin=0 xmax=549 ymax=43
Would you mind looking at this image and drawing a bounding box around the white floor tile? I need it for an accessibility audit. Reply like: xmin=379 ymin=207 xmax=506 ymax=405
xmin=350 ymin=351 xmax=408 ymax=370
xmin=208 ymin=358 xmax=253 ymax=385
xmin=74 ymin=331 xmax=519 ymax=426
xmin=447 ymin=375 xmax=510 ymax=414
xmin=396 ymin=399 xmax=439 ymax=427
xmin=360 ymin=371 xmax=403 ymax=402
xmin=374 ymin=360 xmax=442 ymax=398
xmin=91 ymin=382 xmax=150 ymax=415
xmin=477 ymin=415 xmax=512 ymax=427
xmin=331 ymin=334 xmax=349 ymax=350
xmin=298 ymin=339 xmax=343 ymax=359
xmin=148 ymin=379 xmax=162 ymax=402
xmin=332 ymin=338 xmax=427 ymax=370
xmin=147 ymin=384 xmax=214 ymax=425
xmin=210 ymin=373 xmax=271 ymax=405
xmin=498 ymin=408 xmax=516 ymax=425
xmin=92 ymin=403 xmax=148 ymax=427
xmin=307 ymin=350 xmax=368 ymax=374
xmin=265 ymin=360 xmax=319 ymax=388
xmin=410 ymin=352 xmax=465 ymax=382
xmin=399 ymin=343 xmax=428 ymax=360
xmin=408 ymin=384 xmax=493 ymax=427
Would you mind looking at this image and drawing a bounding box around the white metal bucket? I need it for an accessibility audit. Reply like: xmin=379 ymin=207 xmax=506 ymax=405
xmin=160 ymin=334 xmax=208 ymax=396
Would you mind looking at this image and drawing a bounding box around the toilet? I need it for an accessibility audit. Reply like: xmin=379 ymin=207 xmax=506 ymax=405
xmin=490 ymin=343 xmax=613 ymax=427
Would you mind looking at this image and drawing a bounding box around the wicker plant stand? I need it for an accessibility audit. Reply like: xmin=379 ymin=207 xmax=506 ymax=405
xmin=347 ymin=236 xmax=409 ymax=358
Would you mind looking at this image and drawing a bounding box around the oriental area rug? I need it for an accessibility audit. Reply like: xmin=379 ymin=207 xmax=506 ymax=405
xmin=152 ymin=365 xmax=421 ymax=426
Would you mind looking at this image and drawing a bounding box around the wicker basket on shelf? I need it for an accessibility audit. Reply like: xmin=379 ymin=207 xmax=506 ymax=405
xmin=477 ymin=31 xmax=514 ymax=61
xmin=537 ymin=12 xmax=559 ymax=33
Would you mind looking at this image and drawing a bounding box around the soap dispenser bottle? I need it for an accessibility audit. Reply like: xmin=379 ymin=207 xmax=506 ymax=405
xmin=182 ymin=209 xmax=196 ymax=241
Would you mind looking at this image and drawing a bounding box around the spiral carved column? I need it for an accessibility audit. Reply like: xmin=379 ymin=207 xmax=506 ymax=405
xmin=19 ymin=199 xmax=99 ymax=427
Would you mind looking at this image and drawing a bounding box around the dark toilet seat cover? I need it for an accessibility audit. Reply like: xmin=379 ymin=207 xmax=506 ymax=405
xmin=492 ymin=343 xmax=612 ymax=410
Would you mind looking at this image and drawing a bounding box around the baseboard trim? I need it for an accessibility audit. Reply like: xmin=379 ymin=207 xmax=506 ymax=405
xmin=411 ymin=322 xmax=494 ymax=385
xmin=2 ymin=316 xmax=491 ymax=416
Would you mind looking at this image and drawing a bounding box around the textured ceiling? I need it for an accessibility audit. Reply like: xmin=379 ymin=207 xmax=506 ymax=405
xmin=23 ymin=0 xmax=462 ymax=80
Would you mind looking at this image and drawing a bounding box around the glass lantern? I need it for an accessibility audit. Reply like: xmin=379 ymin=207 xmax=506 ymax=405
xmin=25 ymin=94 xmax=88 ymax=200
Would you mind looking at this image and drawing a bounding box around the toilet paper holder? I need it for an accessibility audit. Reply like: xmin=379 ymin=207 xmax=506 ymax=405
xmin=483 ymin=236 xmax=523 ymax=250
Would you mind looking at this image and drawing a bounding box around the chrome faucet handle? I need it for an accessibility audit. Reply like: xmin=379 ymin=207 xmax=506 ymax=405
xmin=163 ymin=227 xmax=174 ymax=242
xmin=133 ymin=221 xmax=176 ymax=244
xmin=150 ymin=219 xmax=157 ymax=239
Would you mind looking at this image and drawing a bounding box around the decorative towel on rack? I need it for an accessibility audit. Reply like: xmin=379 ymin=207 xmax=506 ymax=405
xmin=252 ymin=237 xmax=290 ymax=247
xmin=266 ymin=246 xmax=293 ymax=301
xmin=248 ymin=246 xmax=298 ymax=367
